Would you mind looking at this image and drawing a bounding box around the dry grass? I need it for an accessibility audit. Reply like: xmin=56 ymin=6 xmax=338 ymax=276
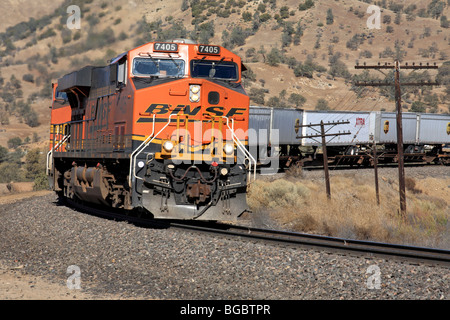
xmin=247 ymin=174 xmax=449 ymax=248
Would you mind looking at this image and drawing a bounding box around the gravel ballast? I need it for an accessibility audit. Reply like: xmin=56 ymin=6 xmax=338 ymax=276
xmin=0 ymin=193 xmax=448 ymax=300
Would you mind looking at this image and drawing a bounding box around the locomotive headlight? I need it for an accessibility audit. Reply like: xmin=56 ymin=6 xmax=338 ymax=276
xmin=220 ymin=167 xmax=229 ymax=176
xmin=163 ymin=140 xmax=175 ymax=152
xmin=190 ymin=85 xmax=201 ymax=102
xmin=190 ymin=94 xmax=200 ymax=102
xmin=223 ymin=143 xmax=234 ymax=155
xmin=190 ymin=85 xmax=200 ymax=94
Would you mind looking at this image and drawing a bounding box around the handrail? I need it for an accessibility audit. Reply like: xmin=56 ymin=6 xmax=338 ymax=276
xmin=222 ymin=116 xmax=257 ymax=182
xmin=129 ymin=113 xmax=173 ymax=187
xmin=129 ymin=113 xmax=257 ymax=190
xmin=46 ymin=135 xmax=71 ymax=176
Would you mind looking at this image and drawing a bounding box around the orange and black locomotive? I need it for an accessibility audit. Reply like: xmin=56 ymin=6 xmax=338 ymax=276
xmin=47 ymin=39 xmax=254 ymax=221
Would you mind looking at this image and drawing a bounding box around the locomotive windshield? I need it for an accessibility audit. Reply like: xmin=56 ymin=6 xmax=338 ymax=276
xmin=191 ymin=60 xmax=238 ymax=81
xmin=133 ymin=57 xmax=185 ymax=78
xmin=54 ymin=89 xmax=68 ymax=101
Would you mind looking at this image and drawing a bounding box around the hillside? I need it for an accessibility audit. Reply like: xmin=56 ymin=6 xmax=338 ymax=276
xmin=0 ymin=0 xmax=449 ymax=150
xmin=0 ymin=0 xmax=66 ymax=32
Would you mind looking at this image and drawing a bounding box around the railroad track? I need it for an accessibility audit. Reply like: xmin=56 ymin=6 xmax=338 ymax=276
xmin=64 ymin=198 xmax=450 ymax=267
xmin=172 ymin=222 xmax=450 ymax=267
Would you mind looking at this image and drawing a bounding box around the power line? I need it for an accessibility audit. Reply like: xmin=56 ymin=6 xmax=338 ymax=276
xmin=296 ymin=120 xmax=351 ymax=199
xmin=354 ymin=60 xmax=439 ymax=218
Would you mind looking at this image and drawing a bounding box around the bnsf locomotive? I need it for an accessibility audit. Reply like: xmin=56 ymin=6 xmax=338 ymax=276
xmin=47 ymin=39 xmax=255 ymax=221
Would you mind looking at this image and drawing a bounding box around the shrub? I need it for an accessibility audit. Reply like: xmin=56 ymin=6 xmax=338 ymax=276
xmin=249 ymin=88 xmax=266 ymax=105
xmin=260 ymin=13 xmax=271 ymax=22
xmin=84 ymin=27 xmax=116 ymax=50
xmin=299 ymin=0 xmax=314 ymax=11
xmin=441 ymin=15 xmax=449 ymax=28
xmin=0 ymin=162 xmax=22 ymax=183
xmin=242 ymin=11 xmax=252 ymax=22
xmin=279 ymin=6 xmax=290 ymax=19
xmin=294 ymin=63 xmax=314 ymax=78
xmin=73 ymin=31 xmax=81 ymax=41
xmin=118 ymin=31 xmax=128 ymax=41
xmin=266 ymin=48 xmax=282 ymax=66
xmin=7 ymin=137 xmax=22 ymax=149
xmin=34 ymin=172 xmax=49 ymax=191
xmin=257 ymin=3 xmax=266 ymax=13
xmin=288 ymin=93 xmax=306 ymax=107
xmin=405 ymin=177 xmax=421 ymax=194
xmin=229 ymin=26 xmax=247 ymax=47
xmin=436 ymin=61 xmax=450 ymax=85
xmin=394 ymin=11 xmax=402 ymax=25
xmin=24 ymin=109 xmax=40 ymax=127
xmin=0 ymin=110 xmax=9 ymax=125
xmin=37 ymin=28 xmax=56 ymax=40
xmin=247 ymin=179 xmax=310 ymax=211
xmin=329 ymin=59 xmax=351 ymax=79
xmin=10 ymin=75 xmax=21 ymax=89
xmin=181 ymin=0 xmax=189 ymax=11
xmin=24 ymin=148 xmax=44 ymax=180
xmin=326 ymin=8 xmax=334 ymax=25
xmin=315 ymin=98 xmax=330 ymax=110
xmin=428 ymin=0 xmax=445 ymax=19
xmin=410 ymin=101 xmax=426 ymax=112
xmin=0 ymin=146 xmax=8 ymax=162
xmin=22 ymin=74 xmax=35 ymax=83
xmin=196 ymin=20 xmax=215 ymax=44
xmin=61 ymin=28 xmax=72 ymax=44
xmin=346 ymin=33 xmax=365 ymax=50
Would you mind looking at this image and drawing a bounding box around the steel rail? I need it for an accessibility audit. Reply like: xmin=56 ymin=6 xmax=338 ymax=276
xmin=169 ymin=222 xmax=450 ymax=267
xmin=63 ymin=198 xmax=450 ymax=267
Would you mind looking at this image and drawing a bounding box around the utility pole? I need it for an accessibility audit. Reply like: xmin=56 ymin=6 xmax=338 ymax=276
xmin=372 ymin=142 xmax=380 ymax=206
xmin=354 ymin=60 xmax=439 ymax=218
xmin=320 ymin=121 xmax=331 ymax=199
xmin=296 ymin=120 xmax=350 ymax=199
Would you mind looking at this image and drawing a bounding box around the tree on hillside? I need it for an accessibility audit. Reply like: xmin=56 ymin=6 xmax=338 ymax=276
xmin=394 ymin=11 xmax=402 ymax=25
xmin=326 ymin=9 xmax=334 ymax=25
xmin=181 ymin=0 xmax=189 ymax=12
xmin=299 ymin=0 xmax=314 ymax=11
xmin=7 ymin=137 xmax=22 ymax=149
xmin=441 ymin=15 xmax=449 ymax=28
xmin=428 ymin=0 xmax=445 ymax=19
xmin=436 ymin=61 xmax=450 ymax=85
xmin=267 ymin=48 xmax=282 ymax=66
xmin=329 ymin=59 xmax=351 ymax=79
xmin=25 ymin=148 xmax=45 ymax=181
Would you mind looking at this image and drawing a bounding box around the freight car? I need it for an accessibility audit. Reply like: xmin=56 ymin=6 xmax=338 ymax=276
xmin=248 ymin=106 xmax=450 ymax=168
xmin=47 ymin=39 xmax=255 ymax=221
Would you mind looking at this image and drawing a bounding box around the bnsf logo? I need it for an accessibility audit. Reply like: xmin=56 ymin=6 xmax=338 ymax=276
xmin=137 ymin=104 xmax=246 ymax=123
